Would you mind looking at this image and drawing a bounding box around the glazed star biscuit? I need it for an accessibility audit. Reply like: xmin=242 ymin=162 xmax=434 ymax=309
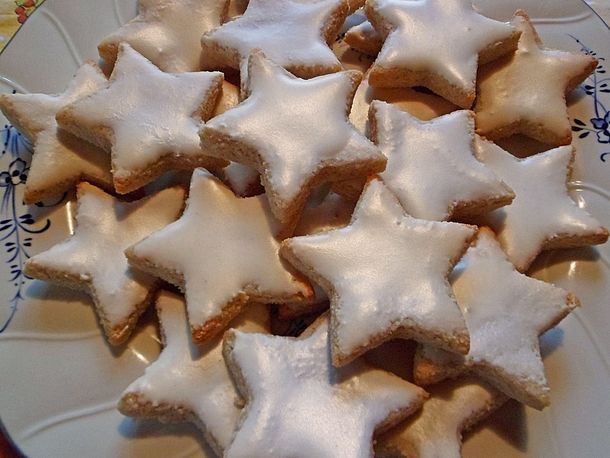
xmin=56 ymin=43 xmax=227 ymax=194
xmin=369 ymin=101 xmax=514 ymax=222
xmin=23 ymin=183 xmax=186 ymax=345
xmin=365 ymin=0 xmax=521 ymax=108
xmin=414 ymin=227 xmax=579 ymax=410
xmin=281 ymin=177 xmax=477 ymax=367
xmin=200 ymin=50 xmax=386 ymax=224
xmin=222 ymin=313 xmax=427 ymax=458
xmin=125 ymin=168 xmax=313 ymax=344
xmin=475 ymin=10 xmax=599 ymax=146
xmin=473 ymin=138 xmax=609 ymax=272
xmin=200 ymin=0 xmax=362 ymax=79
xmin=0 ymin=61 xmax=112 ymax=204
xmin=98 ymin=0 xmax=230 ymax=73
xmin=119 ymin=291 xmax=270 ymax=456
xmin=375 ymin=377 xmax=508 ymax=458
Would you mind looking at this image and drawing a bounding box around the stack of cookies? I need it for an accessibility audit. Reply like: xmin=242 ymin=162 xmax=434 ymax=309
xmin=1 ymin=0 xmax=608 ymax=456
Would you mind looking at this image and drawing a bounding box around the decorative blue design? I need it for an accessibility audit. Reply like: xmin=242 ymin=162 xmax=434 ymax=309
xmin=0 ymin=124 xmax=53 ymax=333
xmin=570 ymin=36 xmax=610 ymax=161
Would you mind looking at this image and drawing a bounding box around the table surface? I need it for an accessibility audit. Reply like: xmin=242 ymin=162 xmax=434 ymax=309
xmin=0 ymin=0 xmax=609 ymax=457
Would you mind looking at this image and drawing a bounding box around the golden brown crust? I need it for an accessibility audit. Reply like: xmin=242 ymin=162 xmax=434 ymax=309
xmin=56 ymin=106 xmax=114 ymax=152
xmin=112 ymin=153 xmax=227 ymax=195
xmin=97 ymin=40 xmax=119 ymax=66
xmin=449 ymin=192 xmax=515 ymax=223
xmin=190 ymin=293 xmax=249 ymax=344
xmin=125 ymin=245 xmax=186 ymax=292
xmin=541 ymin=228 xmax=610 ymax=252
xmin=118 ymin=391 xmax=197 ymax=424
xmin=369 ymin=66 xmax=478 ymax=110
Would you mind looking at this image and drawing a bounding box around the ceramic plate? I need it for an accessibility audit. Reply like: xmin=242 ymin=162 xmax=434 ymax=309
xmin=0 ymin=0 xmax=609 ymax=457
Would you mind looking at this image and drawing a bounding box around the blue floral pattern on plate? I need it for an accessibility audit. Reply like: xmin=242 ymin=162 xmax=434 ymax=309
xmin=0 ymin=124 xmax=57 ymax=332
xmin=570 ymin=36 xmax=610 ymax=162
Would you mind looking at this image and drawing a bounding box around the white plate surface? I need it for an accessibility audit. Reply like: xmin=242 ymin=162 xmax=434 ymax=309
xmin=0 ymin=0 xmax=609 ymax=457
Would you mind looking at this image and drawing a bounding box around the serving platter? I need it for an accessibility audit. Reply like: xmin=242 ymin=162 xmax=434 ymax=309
xmin=0 ymin=0 xmax=609 ymax=457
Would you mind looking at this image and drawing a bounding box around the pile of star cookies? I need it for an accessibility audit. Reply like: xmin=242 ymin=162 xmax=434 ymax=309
xmin=1 ymin=0 xmax=609 ymax=456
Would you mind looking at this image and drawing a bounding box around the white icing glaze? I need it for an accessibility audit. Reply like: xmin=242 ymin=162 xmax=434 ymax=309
xmin=416 ymin=227 xmax=577 ymax=407
xmin=98 ymin=0 xmax=229 ymax=73
xmin=371 ymin=101 xmax=513 ymax=221
xmin=475 ymin=11 xmax=597 ymax=141
xmin=25 ymin=183 xmax=185 ymax=326
xmin=377 ymin=377 xmax=506 ymax=458
xmin=0 ymin=61 xmax=112 ymax=201
xmin=201 ymin=50 xmax=383 ymax=221
xmin=61 ymin=44 xmax=223 ymax=178
xmin=201 ymin=0 xmax=344 ymax=75
xmin=121 ymin=291 xmax=270 ymax=454
xmin=366 ymin=0 xmax=516 ymax=97
xmin=128 ymin=168 xmax=312 ymax=331
xmin=284 ymin=177 xmax=476 ymax=364
xmin=225 ymin=314 xmax=425 ymax=458
xmin=474 ymin=138 xmax=607 ymax=271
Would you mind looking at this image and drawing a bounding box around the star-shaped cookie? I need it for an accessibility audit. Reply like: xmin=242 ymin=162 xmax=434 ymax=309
xmin=23 ymin=183 xmax=186 ymax=345
xmin=414 ymin=227 xmax=579 ymax=409
xmin=200 ymin=50 xmax=386 ymax=224
xmin=56 ymin=43 xmax=227 ymax=194
xmin=0 ymin=61 xmax=112 ymax=204
xmin=281 ymin=177 xmax=477 ymax=367
xmin=365 ymin=0 xmax=520 ymax=108
xmin=98 ymin=0 xmax=230 ymax=73
xmin=125 ymin=168 xmax=313 ymax=344
xmin=200 ymin=0 xmax=359 ymax=78
xmin=474 ymin=10 xmax=598 ymax=146
xmin=222 ymin=313 xmax=426 ymax=458
xmin=375 ymin=377 xmax=508 ymax=458
xmin=119 ymin=291 xmax=270 ymax=455
xmin=369 ymin=101 xmax=514 ymax=222
xmin=473 ymin=139 xmax=608 ymax=272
